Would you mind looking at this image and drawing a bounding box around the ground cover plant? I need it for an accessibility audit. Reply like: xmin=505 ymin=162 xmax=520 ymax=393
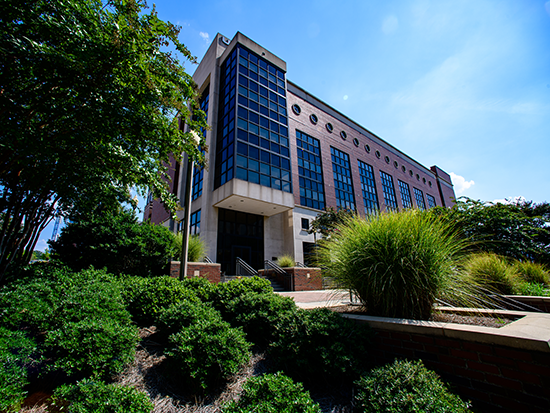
xmin=316 ymin=210 xmax=469 ymax=320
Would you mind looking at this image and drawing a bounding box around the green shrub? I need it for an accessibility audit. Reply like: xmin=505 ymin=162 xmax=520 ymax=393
xmin=462 ymin=253 xmax=518 ymax=295
xmin=49 ymin=209 xmax=176 ymax=277
xmin=52 ymin=379 xmax=153 ymax=413
xmin=121 ymin=275 xmax=200 ymax=324
xmin=210 ymin=277 xmax=273 ymax=311
xmin=513 ymin=260 xmax=550 ymax=286
xmin=165 ymin=318 xmax=251 ymax=393
xmin=156 ymin=299 xmax=222 ymax=336
xmin=0 ymin=328 xmax=37 ymax=412
xmin=0 ymin=266 xmax=138 ymax=379
xmin=354 ymin=359 xmax=471 ymax=412
xmin=222 ymin=372 xmax=321 ymax=413
xmin=180 ymin=276 xmax=218 ymax=302
xmin=269 ymin=308 xmax=372 ymax=384
xmin=277 ymin=254 xmax=295 ymax=268
xmin=45 ymin=318 xmax=138 ymax=378
xmin=316 ymin=211 xmax=467 ymax=320
xmin=222 ymin=292 xmax=297 ymax=345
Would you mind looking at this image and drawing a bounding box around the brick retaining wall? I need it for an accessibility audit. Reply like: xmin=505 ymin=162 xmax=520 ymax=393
xmin=345 ymin=313 xmax=550 ymax=412
xmin=169 ymin=261 xmax=221 ymax=283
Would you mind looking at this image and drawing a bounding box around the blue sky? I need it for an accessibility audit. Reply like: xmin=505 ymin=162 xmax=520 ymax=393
xmin=35 ymin=0 xmax=550 ymax=250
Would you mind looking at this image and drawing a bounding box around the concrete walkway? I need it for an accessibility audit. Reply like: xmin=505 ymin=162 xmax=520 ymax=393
xmin=276 ymin=289 xmax=352 ymax=309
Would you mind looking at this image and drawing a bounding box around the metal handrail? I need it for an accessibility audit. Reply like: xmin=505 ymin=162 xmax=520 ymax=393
xmin=295 ymin=261 xmax=306 ymax=268
xmin=235 ymin=257 xmax=258 ymax=277
xmin=264 ymin=259 xmax=287 ymax=274
xmin=204 ymin=256 xmax=214 ymax=263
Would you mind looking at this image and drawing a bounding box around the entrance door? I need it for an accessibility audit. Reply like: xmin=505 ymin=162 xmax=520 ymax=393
xmin=217 ymin=208 xmax=264 ymax=275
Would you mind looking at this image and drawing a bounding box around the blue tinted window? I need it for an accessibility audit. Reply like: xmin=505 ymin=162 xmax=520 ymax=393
xmin=297 ymin=131 xmax=325 ymax=210
xmin=380 ymin=171 xmax=398 ymax=211
xmin=398 ymin=180 xmax=413 ymax=209
xmin=330 ymin=147 xmax=356 ymax=211
xmin=414 ymin=187 xmax=426 ymax=210
xmin=358 ymin=160 xmax=379 ymax=215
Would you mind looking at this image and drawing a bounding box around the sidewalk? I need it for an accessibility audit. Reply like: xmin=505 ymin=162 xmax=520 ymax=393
xmin=276 ymin=289 xmax=352 ymax=309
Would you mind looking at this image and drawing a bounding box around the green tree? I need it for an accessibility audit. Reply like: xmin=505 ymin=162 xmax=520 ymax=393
xmin=0 ymin=0 xmax=207 ymax=280
xmin=308 ymin=207 xmax=356 ymax=238
xmin=49 ymin=209 xmax=176 ymax=277
xmin=430 ymin=197 xmax=550 ymax=264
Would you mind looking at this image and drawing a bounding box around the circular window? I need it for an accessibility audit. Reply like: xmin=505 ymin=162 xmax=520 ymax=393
xmin=409 ymin=170 xmax=413 ymax=177
xmin=375 ymin=150 xmax=381 ymax=159
xmin=326 ymin=123 xmax=333 ymax=132
xmin=310 ymin=114 xmax=318 ymax=124
xmin=385 ymin=156 xmax=390 ymax=164
xmin=429 ymin=181 xmax=432 ymax=187
xmin=291 ymin=104 xmax=301 ymax=115
xmin=423 ymin=177 xmax=426 ymax=184
xmin=416 ymin=174 xmax=420 ymax=181
xmin=401 ymin=166 xmax=406 ymax=173
xmin=340 ymin=131 xmax=347 ymax=140
xmin=365 ymin=144 xmax=371 ymax=153
xmin=394 ymin=161 xmax=398 ymax=169
xmin=353 ymin=138 xmax=359 ymax=147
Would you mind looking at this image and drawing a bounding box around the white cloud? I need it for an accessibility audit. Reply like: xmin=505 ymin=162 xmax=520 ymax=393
xmin=382 ymin=15 xmax=398 ymax=34
xmin=450 ymin=172 xmax=474 ymax=194
xmin=199 ymin=32 xmax=210 ymax=43
xmin=491 ymin=196 xmax=526 ymax=205
xmin=343 ymin=95 xmax=348 ymax=100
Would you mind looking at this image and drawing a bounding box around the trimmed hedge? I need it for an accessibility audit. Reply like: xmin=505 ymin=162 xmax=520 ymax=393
xmin=121 ymin=275 xmax=200 ymax=324
xmin=165 ymin=317 xmax=251 ymax=393
xmin=52 ymin=379 xmax=153 ymax=413
xmin=222 ymin=372 xmax=321 ymax=413
xmin=0 ymin=266 xmax=138 ymax=379
xmin=355 ymin=359 xmax=471 ymax=412
xmin=269 ymin=307 xmax=372 ymax=384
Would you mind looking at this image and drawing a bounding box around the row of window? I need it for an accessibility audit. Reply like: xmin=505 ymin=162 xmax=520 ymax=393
xmin=295 ymin=130 xmax=437 ymax=214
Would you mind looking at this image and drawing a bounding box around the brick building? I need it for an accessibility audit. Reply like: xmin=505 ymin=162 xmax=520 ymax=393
xmin=145 ymin=32 xmax=456 ymax=275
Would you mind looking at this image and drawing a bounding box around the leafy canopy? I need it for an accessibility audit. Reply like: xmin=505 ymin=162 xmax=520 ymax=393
xmin=430 ymin=197 xmax=550 ymax=264
xmin=0 ymin=0 xmax=206 ymax=278
xmin=308 ymin=207 xmax=356 ymax=238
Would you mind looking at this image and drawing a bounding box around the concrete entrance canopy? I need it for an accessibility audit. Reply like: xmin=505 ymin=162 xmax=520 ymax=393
xmin=212 ymin=178 xmax=294 ymax=217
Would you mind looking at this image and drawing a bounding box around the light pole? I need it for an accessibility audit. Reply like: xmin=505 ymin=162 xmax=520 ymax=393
xmin=179 ymin=131 xmax=200 ymax=281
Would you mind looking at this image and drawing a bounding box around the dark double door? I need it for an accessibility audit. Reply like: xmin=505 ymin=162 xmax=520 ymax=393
xmin=217 ymin=208 xmax=264 ymax=275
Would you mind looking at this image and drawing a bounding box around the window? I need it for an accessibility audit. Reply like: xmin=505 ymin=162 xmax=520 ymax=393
xmin=353 ymin=138 xmax=359 ymax=147
xmin=398 ymin=180 xmax=413 ymax=209
xmin=231 ymin=45 xmax=292 ymax=193
xmin=358 ymin=160 xmax=379 ymax=215
xmin=427 ymin=194 xmax=437 ymax=209
xmin=310 ymin=114 xmax=318 ymax=124
xmin=375 ymin=150 xmax=381 ymax=159
xmin=340 ymin=131 xmax=347 ymax=140
xmin=192 ymin=89 xmax=209 ymax=200
xmin=296 ymin=130 xmax=325 ymax=210
xmin=326 ymin=123 xmax=333 ymax=132
xmin=330 ymin=147 xmax=356 ymax=211
xmin=292 ymin=104 xmax=301 ymax=115
xmin=301 ymin=218 xmax=309 ymax=230
xmin=379 ymin=171 xmax=398 ymax=211
xmin=190 ymin=209 xmax=201 ymax=235
xmin=214 ymin=48 xmax=237 ymax=189
xmin=414 ymin=187 xmax=426 ymax=210
xmin=365 ymin=144 xmax=370 ymax=153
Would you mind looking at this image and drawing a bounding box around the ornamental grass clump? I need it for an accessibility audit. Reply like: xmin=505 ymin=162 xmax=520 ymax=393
xmin=461 ymin=253 xmax=518 ymax=295
xmin=317 ymin=210 xmax=467 ymax=320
